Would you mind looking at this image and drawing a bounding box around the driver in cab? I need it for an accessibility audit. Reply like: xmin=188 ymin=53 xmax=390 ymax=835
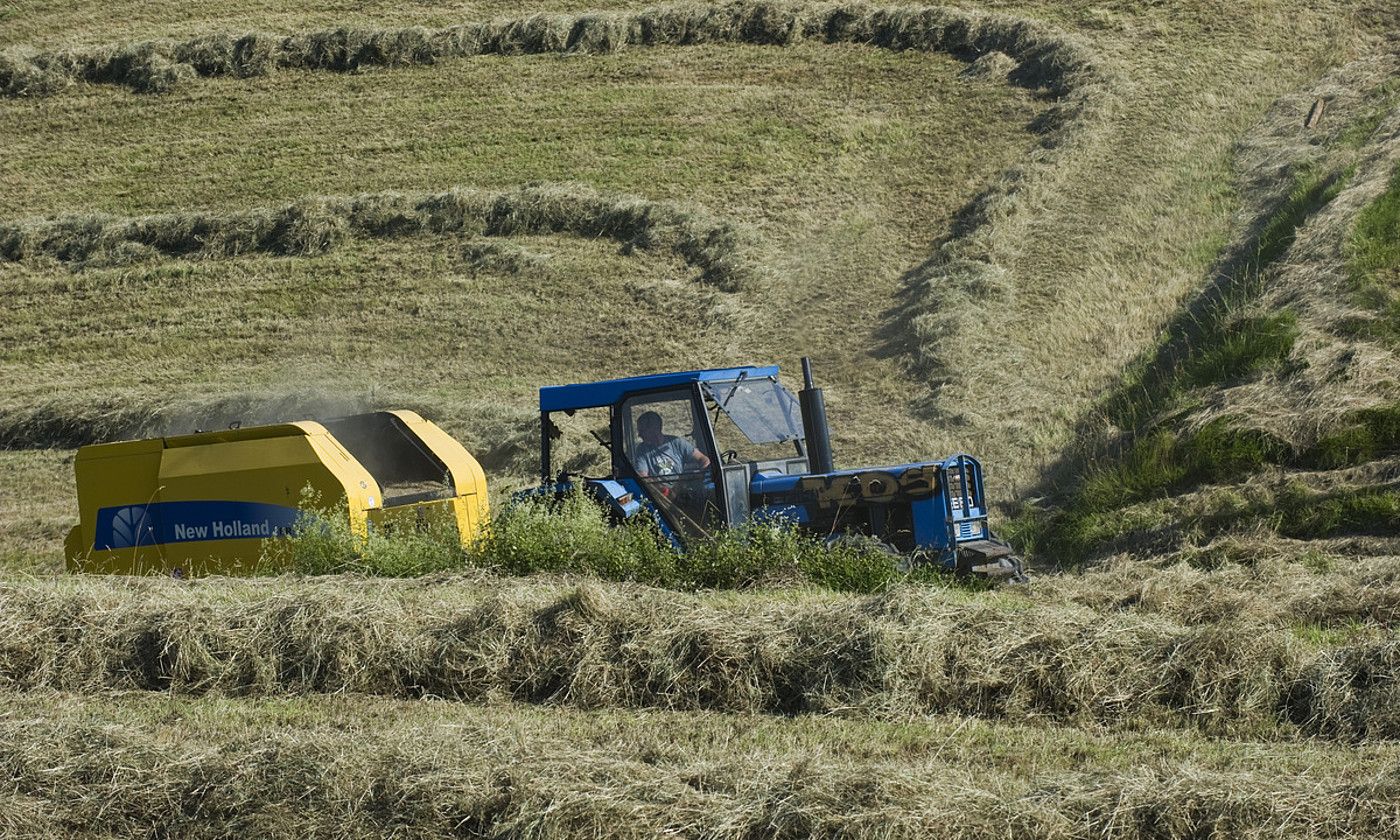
xmin=634 ymin=410 xmax=711 ymax=477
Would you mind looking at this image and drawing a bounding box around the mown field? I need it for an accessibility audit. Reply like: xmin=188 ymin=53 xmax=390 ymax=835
xmin=3 ymin=0 xmax=1400 ymax=835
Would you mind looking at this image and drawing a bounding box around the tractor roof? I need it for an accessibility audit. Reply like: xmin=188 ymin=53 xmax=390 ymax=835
xmin=539 ymin=366 xmax=780 ymax=413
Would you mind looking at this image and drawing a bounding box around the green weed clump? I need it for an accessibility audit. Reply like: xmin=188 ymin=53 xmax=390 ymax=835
xmin=265 ymin=487 xmax=908 ymax=594
xmin=468 ymin=489 xmax=679 ymax=583
xmin=1179 ymin=311 xmax=1300 ymax=389
xmin=1270 ymin=482 xmax=1400 ymax=540
xmin=496 ymin=494 xmax=910 ymax=592
xmin=260 ymin=499 xmax=466 ymax=579
xmin=1350 ymin=168 xmax=1399 ymax=277
xmin=1074 ymin=419 xmax=1291 ymax=515
xmin=1303 ymin=403 xmax=1400 ymax=468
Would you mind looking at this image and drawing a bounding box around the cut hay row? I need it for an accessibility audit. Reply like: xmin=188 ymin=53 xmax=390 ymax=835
xmin=1 ymin=574 xmax=1396 ymax=740
xmin=0 ymin=1 xmax=1116 ymax=391
xmin=1034 ymin=550 xmax=1400 ymax=629
xmin=1 ymin=694 xmax=1398 ymax=839
xmin=0 ymin=2 xmax=1099 ymax=99
xmin=0 ymin=181 xmax=756 ymax=291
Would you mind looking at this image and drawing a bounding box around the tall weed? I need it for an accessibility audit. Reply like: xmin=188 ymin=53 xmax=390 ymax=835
xmin=265 ymin=487 xmax=914 ymax=593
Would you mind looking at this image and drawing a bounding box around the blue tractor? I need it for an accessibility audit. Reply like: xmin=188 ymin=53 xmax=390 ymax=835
xmin=528 ymin=359 xmax=1025 ymax=580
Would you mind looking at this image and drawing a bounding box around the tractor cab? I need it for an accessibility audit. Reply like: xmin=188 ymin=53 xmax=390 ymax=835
xmin=531 ymin=362 xmax=1024 ymax=579
xmin=537 ymin=366 xmax=793 ymax=541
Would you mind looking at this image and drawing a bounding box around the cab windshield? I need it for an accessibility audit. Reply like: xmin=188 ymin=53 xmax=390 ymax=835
xmin=701 ymin=376 xmax=805 ymax=460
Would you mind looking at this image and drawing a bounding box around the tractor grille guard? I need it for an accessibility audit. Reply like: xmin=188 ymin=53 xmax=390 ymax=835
xmin=944 ymin=454 xmax=1025 ymax=581
xmin=944 ymin=455 xmax=988 ymax=544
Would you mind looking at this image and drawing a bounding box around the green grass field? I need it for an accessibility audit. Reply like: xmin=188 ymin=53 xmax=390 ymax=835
xmin=3 ymin=0 xmax=1400 ymax=834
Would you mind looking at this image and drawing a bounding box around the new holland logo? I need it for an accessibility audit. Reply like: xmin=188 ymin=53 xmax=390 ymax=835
xmin=108 ymin=505 xmax=151 ymax=549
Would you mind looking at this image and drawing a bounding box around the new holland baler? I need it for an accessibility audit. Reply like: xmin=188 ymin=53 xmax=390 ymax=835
xmin=528 ymin=359 xmax=1025 ymax=579
xmin=65 ymin=410 xmax=488 ymax=576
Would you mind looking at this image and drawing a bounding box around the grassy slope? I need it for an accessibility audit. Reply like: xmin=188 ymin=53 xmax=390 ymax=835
xmin=1016 ymin=58 xmax=1400 ymax=568
xmin=916 ymin=0 xmax=1371 ymax=492
xmin=0 ymin=35 xmax=1042 ymax=465
xmin=0 ymin=0 xmax=1375 ymax=552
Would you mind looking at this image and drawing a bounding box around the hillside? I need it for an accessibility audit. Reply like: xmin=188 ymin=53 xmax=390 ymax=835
xmin=1022 ymin=52 xmax=1400 ymax=571
xmin=2 ymin=0 xmax=1400 ymax=835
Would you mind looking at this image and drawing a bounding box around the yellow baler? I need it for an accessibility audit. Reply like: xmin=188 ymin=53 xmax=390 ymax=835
xmin=64 ymin=410 xmax=488 ymax=576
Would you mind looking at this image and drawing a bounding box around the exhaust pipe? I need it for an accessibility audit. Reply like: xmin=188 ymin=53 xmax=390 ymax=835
xmin=799 ymin=357 xmax=834 ymax=474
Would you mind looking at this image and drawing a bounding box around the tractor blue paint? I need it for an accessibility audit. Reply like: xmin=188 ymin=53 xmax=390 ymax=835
xmin=540 ymin=367 xmax=780 ymax=413
xmin=526 ymin=363 xmax=1022 ymax=578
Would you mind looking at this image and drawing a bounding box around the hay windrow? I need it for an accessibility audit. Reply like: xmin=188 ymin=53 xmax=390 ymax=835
xmin=0 ymin=182 xmax=760 ymax=292
xmin=0 ymin=574 xmax=1395 ymax=740
xmin=1 ymin=3 xmax=1102 ymax=98
xmin=1 ymin=698 xmax=1398 ymax=839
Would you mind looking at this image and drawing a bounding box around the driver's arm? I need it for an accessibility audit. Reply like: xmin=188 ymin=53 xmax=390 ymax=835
xmin=688 ymin=445 xmax=712 ymax=470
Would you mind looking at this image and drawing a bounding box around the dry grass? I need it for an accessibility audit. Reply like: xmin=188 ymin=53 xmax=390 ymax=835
xmin=0 ymin=689 xmax=1398 ymax=839
xmin=2 ymin=690 xmax=1399 ymax=839
xmin=1 ymin=572 xmax=1397 ymax=740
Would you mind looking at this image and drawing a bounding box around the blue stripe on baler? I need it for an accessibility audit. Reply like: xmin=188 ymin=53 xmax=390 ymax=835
xmin=94 ymin=500 xmax=302 ymax=550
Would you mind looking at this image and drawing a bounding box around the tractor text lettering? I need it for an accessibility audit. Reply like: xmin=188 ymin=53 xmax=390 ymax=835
xmin=792 ymin=466 xmax=940 ymax=509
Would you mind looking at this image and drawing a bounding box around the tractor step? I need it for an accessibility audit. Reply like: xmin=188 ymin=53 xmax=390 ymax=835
xmin=958 ymin=539 xmax=1028 ymax=583
xmin=957 ymin=539 xmax=1015 ymax=560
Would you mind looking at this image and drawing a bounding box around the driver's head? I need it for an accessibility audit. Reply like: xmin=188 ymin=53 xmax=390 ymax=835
xmin=637 ymin=411 xmax=663 ymax=446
